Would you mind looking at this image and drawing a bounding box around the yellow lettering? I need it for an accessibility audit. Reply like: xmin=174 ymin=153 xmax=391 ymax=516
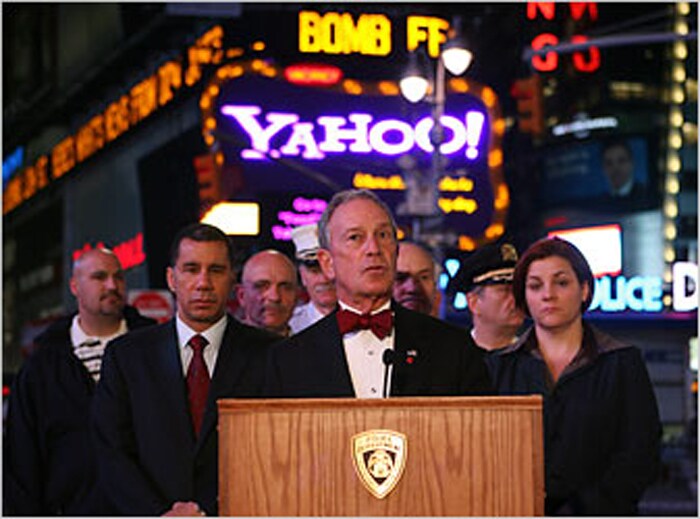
xmin=18 ymin=156 xmax=49 ymax=204
xmin=299 ymin=11 xmax=321 ymax=53
xmin=299 ymin=11 xmax=390 ymax=56
xmin=105 ymin=96 xmax=130 ymax=142
xmin=76 ymin=114 xmax=105 ymax=163
xmin=35 ymin=156 xmax=49 ymax=190
xmin=342 ymin=13 xmax=362 ymax=54
xmin=407 ymin=16 xmax=448 ymax=58
xmin=353 ymin=172 xmax=406 ymax=190
xmin=323 ymin=12 xmax=343 ymax=53
xmin=130 ymin=76 xmax=158 ymax=125
xmin=438 ymin=196 xmax=478 ymax=214
xmin=185 ymin=25 xmax=224 ymax=86
xmin=51 ymin=136 xmax=76 ymax=179
xmin=439 ymin=177 xmax=474 ymax=192
xmin=359 ymin=14 xmax=390 ymax=55
xmin=158 ymin=61 xmax=183 ymax=106
xmin=3 ymin=176 xmax=22 ymax=214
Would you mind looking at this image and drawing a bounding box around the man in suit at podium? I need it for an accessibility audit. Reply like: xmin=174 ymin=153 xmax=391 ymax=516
xmin=92 ymin=223 xmax=278 ymax=516
xmin=263 ymin=189 xmax=492 ymax=398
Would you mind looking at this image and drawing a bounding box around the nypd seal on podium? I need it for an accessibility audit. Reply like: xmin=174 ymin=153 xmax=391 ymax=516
xmin=351 ymin=429 xmax=407 ymax=499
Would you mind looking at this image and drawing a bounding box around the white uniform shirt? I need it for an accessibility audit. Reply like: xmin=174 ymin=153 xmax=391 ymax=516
xmin=289 ymin=301 xmax=325 ymax=334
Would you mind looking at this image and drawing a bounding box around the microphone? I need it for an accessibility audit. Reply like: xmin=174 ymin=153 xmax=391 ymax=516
xmin=382 ymin=349 xmax=395 ymax=398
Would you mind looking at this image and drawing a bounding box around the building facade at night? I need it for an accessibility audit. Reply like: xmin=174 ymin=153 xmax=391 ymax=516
xmin=3 ymin=3 xmax=698 ymax=512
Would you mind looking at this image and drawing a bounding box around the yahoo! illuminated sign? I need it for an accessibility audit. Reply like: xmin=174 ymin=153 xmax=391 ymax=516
xmin=201 ymin=61 xmax=508 ymax=249
xmin=220 ymin=105 xmax=486 ymax=161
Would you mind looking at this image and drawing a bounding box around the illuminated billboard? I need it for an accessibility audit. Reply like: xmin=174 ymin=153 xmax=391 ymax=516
xmin=201 ymin=60 xmax=508 ymax=249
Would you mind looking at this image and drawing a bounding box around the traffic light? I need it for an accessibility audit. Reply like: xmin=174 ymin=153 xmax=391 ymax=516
xmin=193 ymin=153 xmax=222 ymax=211
xmin=512 ymin=75 xmax=544 ymax=136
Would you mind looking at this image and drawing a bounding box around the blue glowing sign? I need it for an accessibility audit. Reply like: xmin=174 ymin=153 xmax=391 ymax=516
xmin=440 ymin=256 xmax=697 ymax=316
xmin=589 ymin=275 xmax=663 ymax=313
xmin=3 ymin=147 xmax=24 ymax=183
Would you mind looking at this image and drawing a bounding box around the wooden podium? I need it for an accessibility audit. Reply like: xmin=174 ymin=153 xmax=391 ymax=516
xmin=218 ymin=396 xmax=543 ymax=516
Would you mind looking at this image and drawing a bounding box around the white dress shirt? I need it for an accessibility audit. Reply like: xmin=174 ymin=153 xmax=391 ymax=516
xmin=176 ymin=314 xmax=227 ymax=377
xmin=339 ymin=300 xmax=394 ymax=399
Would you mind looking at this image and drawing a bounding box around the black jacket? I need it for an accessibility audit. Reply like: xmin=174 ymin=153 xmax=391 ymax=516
xmin=92 ymin=315 xmax=278 ymax=516
xmin=3 ymin=306 xmax=155 ymax=516
xmin=264 ymin=302 xmax=493 ymax=397
xmin=487 ymin=322 xmax=661 ymax=515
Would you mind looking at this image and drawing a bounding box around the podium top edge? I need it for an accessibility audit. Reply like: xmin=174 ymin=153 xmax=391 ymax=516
xmin=217 ymin=395 xmax=543 ymax=411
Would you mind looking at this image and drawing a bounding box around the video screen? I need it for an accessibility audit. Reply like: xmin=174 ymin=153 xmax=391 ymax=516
xmin=538 ymin=136 xmax=658 ymax=213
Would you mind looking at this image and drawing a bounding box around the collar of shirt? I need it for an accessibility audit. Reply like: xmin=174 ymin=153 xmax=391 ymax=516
xmin=176 ymin=313 xmax=227 ymax=377
xmin=70 ymin=314 xmax=127 ymax=349
xmin=337 ymin=299 xmax=393 ymax=399
xmin=337 ymin=299 xmax=391 ymax=316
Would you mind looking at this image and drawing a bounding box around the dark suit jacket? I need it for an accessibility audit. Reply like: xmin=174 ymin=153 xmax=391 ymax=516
xmin=263 ymin=302 xmax=493 ymax=397
xmin=91 ymin=315 xmax=278 ymax=516
xmin=3 ymin=307 xmax=155 ymax=516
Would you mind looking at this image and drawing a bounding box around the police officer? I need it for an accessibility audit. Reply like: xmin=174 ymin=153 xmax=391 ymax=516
xmin=452 ymin=242 xmax=525 ymax=353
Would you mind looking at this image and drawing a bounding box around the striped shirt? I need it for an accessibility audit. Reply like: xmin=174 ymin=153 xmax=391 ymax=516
xmin=70 ymin=315 xmax=127 ymax=382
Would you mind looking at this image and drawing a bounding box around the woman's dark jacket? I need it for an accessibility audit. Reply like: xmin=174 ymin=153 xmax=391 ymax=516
xmin=487 ymin=322 xmax=661 ymax=516
xmin=3 ymin=306 xmax=155 ymax=516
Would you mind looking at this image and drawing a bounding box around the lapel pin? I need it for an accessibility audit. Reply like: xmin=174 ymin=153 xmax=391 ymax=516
xmin=406 ymin=350 xmax=418 ymax=364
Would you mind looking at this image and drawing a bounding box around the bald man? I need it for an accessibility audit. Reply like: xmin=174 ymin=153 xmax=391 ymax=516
xmin=3 ymin=248 xmax=155 ymax=515
xmin=236 ymin=250 xmax=298 ymax=337
xmin=393 ymin=241 xmax=441 ymax=317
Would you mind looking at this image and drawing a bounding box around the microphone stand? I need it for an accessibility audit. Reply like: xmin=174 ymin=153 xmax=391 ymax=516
xmin=382 ymin=349 xmax=395 ymax=398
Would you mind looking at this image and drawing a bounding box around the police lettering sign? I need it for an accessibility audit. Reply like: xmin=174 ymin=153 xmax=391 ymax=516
xmin=201 ymin=61 xmax=508 ymax=248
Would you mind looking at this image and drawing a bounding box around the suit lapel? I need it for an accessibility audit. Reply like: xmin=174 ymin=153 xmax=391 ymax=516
xmin=315 ymin=310 xmax=355 ymax=396
xmin=196 ymin=317 xmax=252 ymax=450
xmin=391 ymin=303 xmax=425 ymax=396
xmin=152 ymin=322 xmax=195 ymax=447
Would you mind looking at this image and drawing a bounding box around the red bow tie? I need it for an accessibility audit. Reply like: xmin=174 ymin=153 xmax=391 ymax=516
xmin=336 ymin=309 xmax=393 ymax=340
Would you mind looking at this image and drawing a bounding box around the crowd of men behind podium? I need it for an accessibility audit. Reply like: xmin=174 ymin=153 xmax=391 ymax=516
xmin=3 ymin=188 xmax=662 ymax=516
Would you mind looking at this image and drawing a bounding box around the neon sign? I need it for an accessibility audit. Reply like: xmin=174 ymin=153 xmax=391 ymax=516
xmin=220 ymin=105 xmax=487 ymax=161
xmin=4 ymin=25 xmax=224 ymax=215
xmin=526 ymin=2 xmax=600 ymax=73
xmin=72 ymin=233 xmax=146 ymax=271
xmin=202 ymin=59 xmax=508 ymax=250
xmin=284 ymin=64 xmax=343 ymax=86
xmin=673 ymin=262 xmax=698 ymax=312
xmin=443 ymin=258 xmax=698 ymax=315
xmin=299 ymin=11 xmax=450 ymax=59
xmin=590 ymin=275 xmax=663 ymax=312
xmin=272 ymin=197 xmax=327 ymax=241
xmin=3 ymin=147 xmax=24 ymax=182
